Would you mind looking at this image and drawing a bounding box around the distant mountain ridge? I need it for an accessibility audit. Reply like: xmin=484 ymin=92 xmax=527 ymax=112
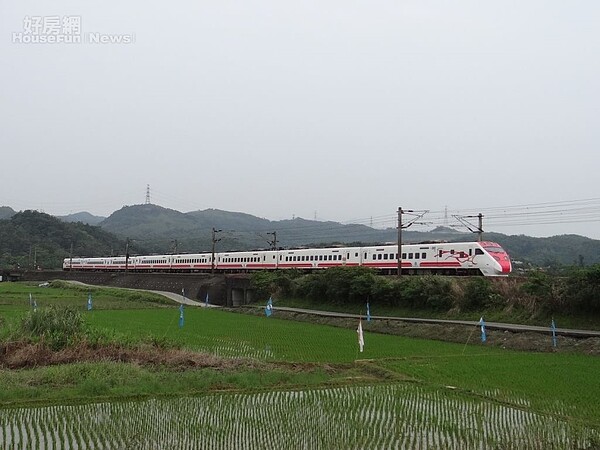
xmin=59 ymin=211 xmax=106 ymax=226
xmin=0 ymin=206 xmax=16 ymax=220
xmin=99 ymin=204 xmax=397 ymax=253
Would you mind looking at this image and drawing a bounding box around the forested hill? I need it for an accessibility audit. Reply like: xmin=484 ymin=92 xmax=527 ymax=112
xmin=0 ymin=211 xmax=128 ymax=270
xmin=0 ymin=206 xmax=16 ymax=220
xmin=2 ymin=206 xmax=600 ymax=270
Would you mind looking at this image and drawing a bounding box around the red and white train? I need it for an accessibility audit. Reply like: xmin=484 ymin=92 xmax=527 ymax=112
xmin=63 ymin=241 xmax=512 ymax=276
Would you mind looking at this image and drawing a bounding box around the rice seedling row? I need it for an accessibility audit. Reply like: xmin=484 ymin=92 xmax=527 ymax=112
xmin=1 ymin=384 xmax=597 ymax=449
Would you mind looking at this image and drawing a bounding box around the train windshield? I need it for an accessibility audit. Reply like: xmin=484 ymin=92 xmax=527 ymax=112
xmin=482 ymin=244 xmax=506 ymax=254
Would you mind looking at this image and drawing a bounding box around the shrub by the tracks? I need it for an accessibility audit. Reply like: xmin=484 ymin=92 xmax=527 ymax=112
xmin=250 ymin=265 xmax=600 ymax=322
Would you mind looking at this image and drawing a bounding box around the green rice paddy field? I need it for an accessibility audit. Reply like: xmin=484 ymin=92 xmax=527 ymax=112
xmin=0 ymin=282 xmax=599 ymax=449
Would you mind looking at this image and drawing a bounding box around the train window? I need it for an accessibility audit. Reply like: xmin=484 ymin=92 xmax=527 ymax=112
xmin=415 ymin=253 xmax=420 ymax=259
xmin=450 ymin=249 xmax=455 ymax=254
xmin=329 ymin=255 xmax=333 ymax=261
xmin=402 ymin=253 xmax=406 ymax=259
xmin=383 ymin=254 xmax=388 ymax=260
xmin=364 ymin=253 xmax=367 ymax=259
xmin=475 ymin=248 xmax=484 ymax=255
xmin=378 ymin=254 xmax=382 ymax=260
xmin=389 ymin=253 xmax=394 ymax=259
xmin=372 ymin=255 xmax=376 ymax=260
xmin=355 ymin=253 xmax=358 ymax=257
xmin=422 ymin=253 xmax=426 ymax=259
xmin=469 ymin=249 xmax=472 ymax=256
xmin=408 ymin=253 xmax=413 ymax=259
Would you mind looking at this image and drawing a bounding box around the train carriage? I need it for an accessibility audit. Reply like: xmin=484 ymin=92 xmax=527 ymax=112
xmin=64 ymin=241 xmax=511 ymax=276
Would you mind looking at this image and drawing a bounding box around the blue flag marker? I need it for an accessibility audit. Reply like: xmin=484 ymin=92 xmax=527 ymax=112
xmin=179 ymin=304 xmax=184 ymax=328
xmin=366 ymin=302 xmax=371 ymax=322
xmin=29 ymin=293 xmax=37 ymax=310
xmin=479 ymin=317 xmax=487 ymax=343
xmin=551 ymin=319 xmax=557 ymax=348
xmin=87 ymin=293 xmax=93 ymax=311
xmin=265 ymin=297 xmax=273 ymax=317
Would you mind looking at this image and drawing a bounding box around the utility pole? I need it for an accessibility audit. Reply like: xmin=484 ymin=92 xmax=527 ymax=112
xmin=267 ymin=231 xmax=278 ymax=269
xmin=125 ymin=238 xmax=130 ymax=272
xmin=397 ymin=208 xmax=412 ymax=277
xmin=172 ymin=239 xmax=179 ymax=254
xmin=211 ymin=228 xmax=221 ymax=274
xmin=397 ymin=207 xmax=428 ymax=276
xmin=453 ymin=213 xmax=484 ymax=241
xmin=69 ymin=242 xmax=73 ymax=271
xmin=267 ymin=231 xmax=277 ymax=251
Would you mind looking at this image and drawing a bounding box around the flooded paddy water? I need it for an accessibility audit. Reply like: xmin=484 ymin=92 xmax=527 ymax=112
xmin=1 ymin=383 xmax=597 ymax=449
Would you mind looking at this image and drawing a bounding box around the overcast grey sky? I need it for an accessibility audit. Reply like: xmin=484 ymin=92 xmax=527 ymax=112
xmin=1 ymin=1 xmax=599 ymax=238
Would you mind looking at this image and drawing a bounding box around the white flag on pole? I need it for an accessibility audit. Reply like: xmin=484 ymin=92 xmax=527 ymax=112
xmin=357 ymin=319 xmax=364 ymax=353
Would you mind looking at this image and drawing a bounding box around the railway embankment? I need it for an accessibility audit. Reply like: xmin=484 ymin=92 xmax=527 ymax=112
xmin=18 ymin=270 xmax=243 ymax=306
